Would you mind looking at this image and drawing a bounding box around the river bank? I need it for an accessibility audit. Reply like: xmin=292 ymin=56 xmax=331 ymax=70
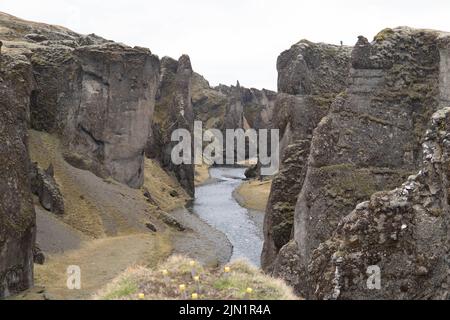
xmin=233 ymin=179 xmax=272 ymax=212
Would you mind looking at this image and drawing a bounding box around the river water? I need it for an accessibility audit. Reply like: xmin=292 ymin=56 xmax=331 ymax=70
xmin=193 ymin=167 xmax=264 ymax=267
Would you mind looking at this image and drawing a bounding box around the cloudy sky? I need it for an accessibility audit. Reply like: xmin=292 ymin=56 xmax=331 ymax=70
xmin=1 ymin=0 xmax=450 ymax=90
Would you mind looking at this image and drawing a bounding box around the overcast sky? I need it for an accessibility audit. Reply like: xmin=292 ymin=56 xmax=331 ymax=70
xmin=1 ymin=0 xmax=450 ymax=90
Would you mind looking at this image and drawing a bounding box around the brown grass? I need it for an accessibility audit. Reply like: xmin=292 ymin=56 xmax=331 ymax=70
xmin=27 ymin=130 xmax=190 ymax=299
xmin=234 ymin=180 xmax=272 ymax=212
xmin=28 ymin=130 xmax=106 ymax=238
xmin=35 ymin=233 xmax=172 ymax=300
xmin=142 ymin=159 xmax=191 ymax=212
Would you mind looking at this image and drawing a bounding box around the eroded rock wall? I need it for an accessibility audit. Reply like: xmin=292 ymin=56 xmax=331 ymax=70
xmin=0 ymin=52 xmax=36 ymax=298
xmin=305 ymin=32 xmax=450 ymax=300
xmin=262 ymin=42 xmax=352 ymax=270
xmin=192 ymin=74 xmax=277 ymax=168
xmin=62 ymin=44 xmax=160 ymax=188
xmin=147 ymin=55 xmax=195 ymax=196
xmin=192 ymin=75 xmax=277 ymax=132
xmin=309 ymin=106 xmax=450 ymax=300
xmin=273 ymin=28 xmax=446 ymax=298
xmin=1 ymin=12 xmax=161 ymax=189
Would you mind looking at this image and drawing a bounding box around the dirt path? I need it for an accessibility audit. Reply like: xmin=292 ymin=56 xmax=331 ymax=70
xmin=31 ymin=233 xmax=171 ymax=300
xmin=171 ymin=208 xmax=232 ymax=267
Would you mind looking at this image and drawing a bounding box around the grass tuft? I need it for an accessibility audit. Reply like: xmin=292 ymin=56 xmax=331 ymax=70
xmin=95 ymin=256 xmax=298 ymax=300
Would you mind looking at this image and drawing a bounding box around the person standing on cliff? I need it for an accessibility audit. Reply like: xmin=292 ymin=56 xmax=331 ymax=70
xmin=0 ymin=40 xmax=3 ymax=66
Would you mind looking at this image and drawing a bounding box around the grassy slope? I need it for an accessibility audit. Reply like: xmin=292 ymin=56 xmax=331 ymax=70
xmin=96 ymin=256 xmax=298 ymax=300
xmin=27 ymin=130 xmax=189 ymax=299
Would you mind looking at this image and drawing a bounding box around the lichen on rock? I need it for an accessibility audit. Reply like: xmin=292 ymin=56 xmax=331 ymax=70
xmin=309 ymin=107 xmax=450 ymax=300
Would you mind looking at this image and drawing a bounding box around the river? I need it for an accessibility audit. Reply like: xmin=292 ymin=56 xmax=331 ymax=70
xmin=193 ymin=167 xmax=264 ymax=267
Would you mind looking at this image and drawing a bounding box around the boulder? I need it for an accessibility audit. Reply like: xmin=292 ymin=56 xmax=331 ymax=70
xmin=33 ymin=246 xmax=45 ymax=265
xmin=30 ymin=162 xmax=64 ymax=215
xmin=244 ymin=164 xmax=260 ymax=179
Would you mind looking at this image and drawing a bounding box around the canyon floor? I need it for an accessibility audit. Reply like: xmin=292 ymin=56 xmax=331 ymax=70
xmin=21 ymin=132 xmax=273 ymax=300
xmin=17 ymin=132 xmax=256 ymax=299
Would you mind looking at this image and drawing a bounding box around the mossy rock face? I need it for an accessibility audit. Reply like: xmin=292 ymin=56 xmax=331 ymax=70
xmin=374 ymin=28 xmax=395 ymax=42
xmin=309 ymin=107 xmax=450 ymax=300
xmin=263 ymin=44 xmax=350 ymax=271
xmin=0 ymin=53 xmax=36 ymax=298
xmin=277 ymin=41 xmax=352 ymax=95
xmin=280 ymin=28 xmax=445 ymax=299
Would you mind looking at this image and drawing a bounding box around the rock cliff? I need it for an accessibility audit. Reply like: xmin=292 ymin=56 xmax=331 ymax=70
xmin=309 ymin=106 xmax=450 ymax=300
xmin=192 ymin=74 xmax=277 ymax=132
xmin=0 ymin=12 xmax=162 ymax=297
xmin=262 ymin=41 xmax=352 ymax=270
xmin=306 ymin=31 xmax=450 ymax=300
xmin=268 ymin=28 xmax=450 ymax=299
xmin=0 ymin=49 xmax=36 ymax=298
xmin=192 ymin=74 xmax=277 ymax=165
xmin=3 ymin=10 xmax=450 ymax=300
xmin=61 ymin=44 xmax=160 ymax=188
xmin=147 ymin=55 xmax=195 ymax=196
xmin=1 ymin=12 xmax=160 ymax=189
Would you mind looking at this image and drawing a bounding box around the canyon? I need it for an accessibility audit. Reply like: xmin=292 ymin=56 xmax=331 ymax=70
xmin=2 ymin=11 xmax=450 ymax=300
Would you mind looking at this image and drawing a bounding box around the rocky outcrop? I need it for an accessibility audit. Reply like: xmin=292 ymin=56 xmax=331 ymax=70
xmin=0 ymin=52 xmax=36 ymax=298
xmin=192 ymin=74 xmax=277 ymax=132
xmin=147 ymin=55 xmax=195 ymax=196
xmin=192 ymin=73 xmax=228 ymax=129
xmin=0 ymin=12 xmax=163 ymax=297
xmin=192 ymin=74 xmax=277 ymax=166
xmin=61 ymin=44 xmax=160 ymax=188
xmin=30 ymin=163 xmax=64 ymax=215
xmin=271 ymin=28 xmax=447 ymax=298
xmin=262 ymin=42 xmax=352 ymax=270
xmin=309 ymin=106 xmax=450 ymax=300
xmin=244 ymin=163 xmax=260 ymax=179
xmin=277 ymin=40 xmax=351 ymax=96
xmin=30 ymin=43 xmax=160 ymax=189
xmin=1 ymin=12 xmax=161 ymax=189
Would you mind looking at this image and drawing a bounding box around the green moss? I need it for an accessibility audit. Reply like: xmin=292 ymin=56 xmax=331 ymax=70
xmin=320 ymin=164 xmax=378 ymax=205
xmin=311 ymin=93 xmax=337 ymax=107
xmin=359 ymin=113 xmax=394 ymax=127
xmin=374 ymin=28 xmax=394 ymax=42
xmin=273 ymin=202 xmax=295 ymax=214
xmin=103 ymin=278 xmax=138 ymax=300
xmin=429 ymin=208 xmax=443 ymax=217
xmin=319 ymin=163 xmax=354 ymax=173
